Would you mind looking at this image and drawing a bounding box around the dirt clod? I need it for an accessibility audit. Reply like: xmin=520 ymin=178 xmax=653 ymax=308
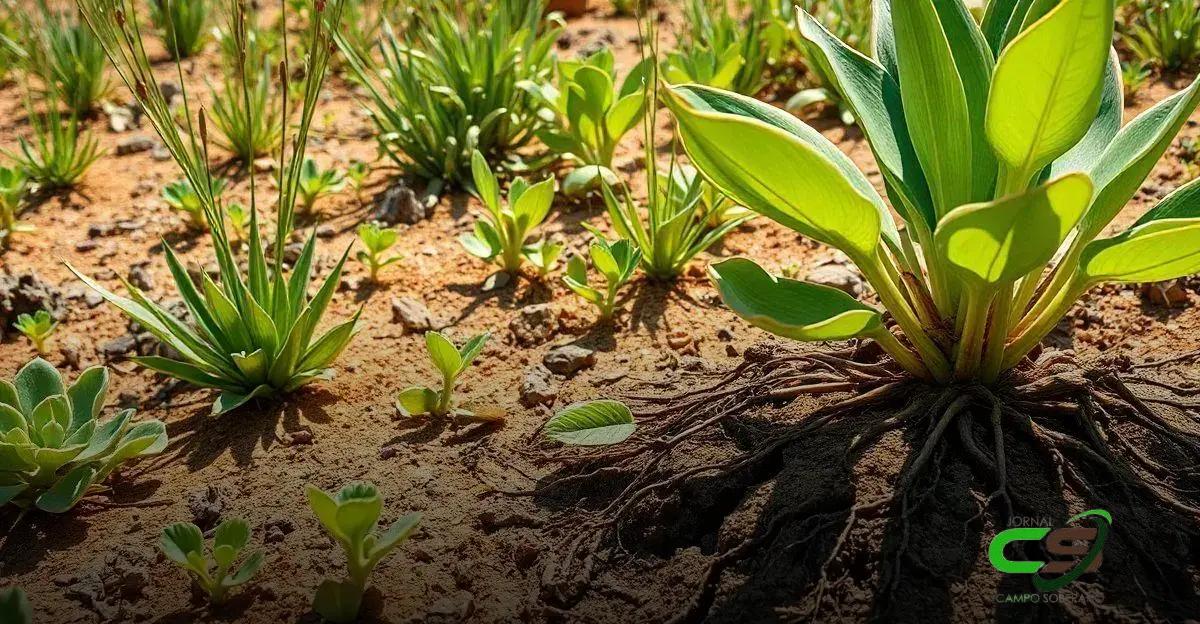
xmin=543 ymin=344 xmax=595 ymax=376
xmin=392 ymin=296 xmax=439 ymax=332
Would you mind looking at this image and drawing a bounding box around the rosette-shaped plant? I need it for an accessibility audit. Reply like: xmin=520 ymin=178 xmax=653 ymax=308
xmin=0 ymin=359 xmax=167 ymax=513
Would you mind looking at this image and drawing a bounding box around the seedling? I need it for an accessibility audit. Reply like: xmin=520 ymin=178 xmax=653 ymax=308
xmin=459 ymin=151 xmax=557 ymax=275
xmin=345 ymin=160 xmax=370 ymax=193
xmin=73 ymin=0 xmax=358 ymax=415
xmin=0 ymin=587 xmax=31 ymax=624
xmin=0 ymin=358 xmax=167 ymax=512
xmin=524 ymin=239 xmax=564 ymax=279
xmin=355 ymin=222 xmax=402 ymax=281
xmin=538 ymin=48 xmax=649 ymax=188
xmin=335 ymin=0 xmax=560 ymax=190
xmin=306 ymin=482 xmax=420 ymax=624
xmin=563 ymin=236 xmax=641 ymax=320
xmin=0 ymin=165 xmax=30 ymax=245
xmin=225 ymin=202 xmax=249 ymax=242
xmin=1122 ymin=0 xmax=1200 ymax=71
xmin=296 ymin=158 xmax=346 ymax=214
xmin=163 ymin=178 xmax=228 ymax=229
xmin=161 ymin=518 xmax=264 ymax=604
xmin=12 ymin=310 xmax=57 ymax=354
xmin=396 ymin=331 xmax=490 ymax=421
xmin=150 ymin=0 xmax=210 ymax=59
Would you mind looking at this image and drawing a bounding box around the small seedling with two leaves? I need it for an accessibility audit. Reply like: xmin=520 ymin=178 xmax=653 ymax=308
xmin=459 ymin=150 xmax=556 ymax=276
xmin=355 ymin=222 xmax=402 ymax=281
xmin=563 ymin=236 xmax=641 ymax=321
xmin=297 ymin=158 xmax=347 ymax=214
xmin=162 ymin=178 xmax=228 ymax=230
xmin=12 ymin=310 xmax=57 ymax=354
xmin=345 ymin=160 xmax=370 ymax=193
xmin=307 ymin=482 xmax=420 ymax=624
xmin=160 ymin=518 xmax=264 ymax=605
xmin=396 ymin=331 xmax=496 ymax=423
xmin=524 ymin=239 xmax=564 ymax=279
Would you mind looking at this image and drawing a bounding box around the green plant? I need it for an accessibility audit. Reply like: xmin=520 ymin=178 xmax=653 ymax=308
xmin=661 ymin=0 xmax=1200 ymax=385
xmin=612 ymin=0 xmax=639 ymax=15
xmin=0 ymin=3 xmax=23 ymax=86
xmin=163 ymin=178 xmax=228 ymax=229
xmin=784 ymin=0 xmax=872 ymax=122
xmin=73 ymin=0 xmax=358 ymax=415
xmin=0 ymin=358 xmax=168 ymax=512
xmin=296 ymin=158 xmax=346 ymax=213
xmin=150 ymin=0 xmax=210 ymax=59
xmin=538 ymin=48 xmax=649 ymax=190
xmin=6 ymin=93 xmax=102 ymax=189
xmin=12 ymin=310 xmax=57 ymax=354
xmin=0 ymin=165 xmax=30 ymax=245
xmin=26 ymin=7 xmax=111 ymax=115
xmin=563 ymin=236 xmax=641 ymax=320
xmin=0 ymin=587 xmax=32 ymax=624
xmin=1121 ymin=59 xmax=1152 ymax=100
xmin=306 ymin=482 xmax=420 ymax=624
xmin=225 ymin=202 xmax=249 ymax=242
xmin=545 ymin=400 xmax=637 ymax=445
xmin=396 ymin=331 xmax=490 ymax=420
xmin=336 ymin=0 xmax=560 ymax=191
xmin=663 ymin=0 xmax=774 ymax=96
xmin=1121 ymin=0 xmax=1200 ymax=71
xmin=459 ymin=150 xmax=557 ymax=275
xmin=524 ymin=239 xmax=564 ymax=279
xmin=345 ymin=160 xmax=370 ymax=193
xmin=161 ymin=518 xmax=264 ymax=604
xmin=208 ymin=61 xmax=284 ymax=165
xmin=355 ymin=222 xmax=402 ymax=281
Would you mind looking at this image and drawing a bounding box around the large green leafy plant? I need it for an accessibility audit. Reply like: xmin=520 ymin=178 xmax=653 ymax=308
xmin=336 ymin=0 xmax=560 ymax=192
xmin=72 ymin=0 xmax=358 ymax=415
xmin=665 ymin=0 xmax=1200 ymax=384
xmin=0 ymin=359 xmax=167 ymax=513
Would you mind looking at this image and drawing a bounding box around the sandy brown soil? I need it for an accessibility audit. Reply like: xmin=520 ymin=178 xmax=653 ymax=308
xmin=2 ymin=3 xmax=1200 ymax=623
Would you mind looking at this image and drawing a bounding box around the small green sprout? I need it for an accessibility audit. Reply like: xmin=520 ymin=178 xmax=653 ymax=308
xmin=563 ymin=236 xmax=641 ymax=321
xmin=355 ymin=222 xmax=402 ymax=281
xmin=524 ymin=239 xmax=564 ymax=279
xmin=297 ymin=158 xmax=347 ymax=214
xmin=0 ymin=587 xmax=31 ymax=624
xmin=306 ymin=482 xmax=420 ymax=624
xmin=160 ymin=518 xmax=264 ymax=604
xmin=396 ymin=331 xmax=490 ymax=421
xmin=225 ymin=202 xmax=249 ymax=242
xmin=345 ymin=160 xmax=370 ymax=193
xmin=459 ymin=151 xmax=556 ymax=275
xmin=12 ymin=310 xmax=57 ymax=354
xmin=0 ymin=165 xmax=30 ymax=245
xmin=162 ymin=178 xmax=228 ymax=229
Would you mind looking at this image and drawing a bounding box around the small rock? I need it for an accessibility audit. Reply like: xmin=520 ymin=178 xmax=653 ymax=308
xmin=75 ymin=240 xmax=99 ymax=252
xmin=115 ymin=135 xmax=156 ymax=155
xmin=339 ymin=274 xmax=365 ymax=292
xmin=373 ymin=181 xmax=426 ymax=224
xmin=481 ymin=271 xmax=511 ymax=292
xmin=519 ymin=364 xmax=557 ymax=407
xmin=806 ymin=263 xmax=865 ymax=297
xmin=666 ymin=331 xmax=693 ymax=351
xmin=316 ymin=224 xmax=336 ymax=239
xmin=186 ymin=484 xmax=230 ymax=530
xmin=726 ymin=344 xmax=740 ymax=357
xmin=128 ymin=266 xmax=154 ymax=291
xmin=543 ymin=344 xmax=595 ymax=376
xmin=159 ymin=81 xmax=181 ymax=103
xmin=60 ymin=338 xmax=84 ymax=370
xmin=392 ymin=296 xmax=437 ymax=332
xmin=88 ymin=223 xmax=117 ymax=238
xmin=1140 ymin=280 xmax=1190 ymax=308
xmin=100 ymin=335 xmax=138 ymax=359
xmin=286 ymin=429 xmax=314 ymax=446
xmin=263 ymin=517 xmax=295 ymax=544
xmin=510 ymin=303 xmax=557 ymax=346
xmin=150 ymin=145 xmax=172 ymax=161
xmin=716 ymin=327 xmax=734 ymax=342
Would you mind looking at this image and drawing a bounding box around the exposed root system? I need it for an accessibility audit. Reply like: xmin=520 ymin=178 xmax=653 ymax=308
xmin=529 ymin=343 xmax=1200 ymax=622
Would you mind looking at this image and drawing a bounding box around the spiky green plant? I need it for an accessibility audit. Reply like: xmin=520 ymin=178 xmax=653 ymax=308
xmin=208 ymin=61 xmax=284 ymax=165
xmin=0 ymin=2 xmax=23 ymax=86
xmin=5 ymin=91 xmax=102 ymax=189
xmin=665 ymin=0 xmax=774 ymax=96
xmin=0 ymin=358 xmax=168 ymax=513
xmin=307 ymin=482 xmax=420 ymax=624
xmin=27 ymin=6 xmax=111 ymax=115
xmin=12 ymin=310 xmax=57 ymax=354
xmin=663 ymin=0 xmax=1200 ymax=384
xmin=1122 ymin=0 xmax=1200 ymax=71
xmin=72 ymin=0 xmax=357 ymax=415
xmin=150 ymin=0 xmax=210 ymax=59
xmin=161 ymin=518 xmax=264 ymax=604
xmin=0 ymin=166 xmax=30 ymax=245
xmin=335 ymin=0 xmax=560 ymax=191
xmin=163 ymin=177 xmax=228 ymax=229
xmin=459 ymin=151 xmax=557 ymax=275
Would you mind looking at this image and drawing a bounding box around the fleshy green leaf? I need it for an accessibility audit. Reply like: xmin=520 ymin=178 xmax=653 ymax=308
xmin=424 ymin=332 xmax=462 ymax=380
xmin=14 ymin=358 xmax=65 ymax=416
xmin=161 ymin=522 xmax=205 ymax=565
xmin=545 ymin=400 xmax=636 ymax=446
xmin=35 ymin=464 xmax=98 ymax=513
xmin=396 ymin=386 xmax=439 ymax=417
xmin=1081 ymin=220 xmax=1200 ymax=284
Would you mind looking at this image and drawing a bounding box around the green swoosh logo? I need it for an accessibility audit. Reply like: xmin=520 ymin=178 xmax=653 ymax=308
xmin=1032 ymin=509 xmax=1112 ymax=592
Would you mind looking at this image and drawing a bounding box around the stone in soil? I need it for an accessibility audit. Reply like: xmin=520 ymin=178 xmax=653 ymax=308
xmin=520 ymin=364 xmax=558 ymax=407
xmin=510 ymin=303 xmax=558 ymax=346
xmin=115 ymin=135 xmax=157 ymax=155
xmin=543 ymin=344 xmax=596 ymax=376
xmin=373 ymin=180 xmax=426 ymax=224
xmin=392 ymin=296 xmax=440 ymax=332
xmin=187 ymin=484 xmax=231 ymax=530
xmin=806 ymin=262 xmax=865 ymax=297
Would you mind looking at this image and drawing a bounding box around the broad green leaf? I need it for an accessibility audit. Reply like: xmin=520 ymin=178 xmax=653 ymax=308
xmin=73 ymin=409 xmax=132 ymax=464
xmin=225 ymin=551 xmax=264 ymax=586
xmin=932 ymin=0 xmax=997 ymax=202
xmin=313 ymin=579 xmax=363 ymax=624
xmin=456 ymin=333 xmax=490 ymax=374
xmin=424 ymin=332 xmax=461 ymax=380
xmin=936 ymin=173 xmax=1093 ymax=289
xmin=1082 ymin=220 xmax=1200 ymax=284
xmin=306 ymin=485 xmax=343 ymax=540
xmin=708 ymin=258 xmax=883 ymax=341
xmin=211 ymin=385 xmax=273 ymax=416
xmin=545 ymin=400 xmax=636 ymax=446
xmin=297 ymin=314 xmax=362 ymax=373
xmin=891 ymin=0 xmax=975 ymax=216
xmin=798 ymin=10 xmax=934 ymax=230
xmin=512 ymin=177 xmax=555 ymax=232
xmin=0 ymin=483 xmax=29 ymax=507
xmin=470 ymin=150 xmax=499 ymax=212
xmin=562 ymin=165 xmax=617 ymax=197
xmin=214 ymin=518 xmax=251 ymax=552
xmin=367 ymin=512 xmax=421 ymax=568
xmin=36 ymin=463 xmax=97 ymax=513
xmin=14 ymin=358 xmax=65 ymax=416
xmin=0 ymin=588 xmax=32 ymax=624
xmin=66 ymin=366 xmax=109 ymax=431
xmin=0 ymin=404 xmax=25 ymax=435
xmin=334 ymin=492 xmax=382 ymax=546
xmin=986 ymin=0 xmax=1114 ymax=184
xmin=396 ymin=386 xmax=439 ymax=417
xmin=131 ymin=356 xmax=238 ymax=392
xmin=233 ymin=349 xmax=268 ymax=382
xmin=1136 ymin=176 xmax=1200 ymax=225
xmin=1048 ymin=51 xmax=1122 ymax=179
xmin=1081 ymin=76 xmax=1200 ymax=242
xmin=460 ymin=222 xmax=502 ymax=259
xmin=606 ymin=93 xmax=644 ymax=137
xmin=661 ymin=85 xmax=883 ymax=258
xmin=0 ymin=379 xmax=17 ymax=410
xmin=161 ymin=522 xmax=205 ymax=564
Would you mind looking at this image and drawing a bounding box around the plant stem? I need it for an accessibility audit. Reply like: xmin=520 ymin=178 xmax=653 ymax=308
xmin=980 ymin=283 xmax=1013 ymax=383
xmin=861 ymin=250 xmax=953 ymax=383
xmin=872 ymin=327 xmax=932 ymax=381
xmin=1002 ymin=275 xmax=1088 ymax=370
xmin=954 ymin=289 xmax=992 ymax=380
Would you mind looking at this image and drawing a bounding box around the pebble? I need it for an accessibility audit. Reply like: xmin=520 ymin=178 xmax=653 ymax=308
xmin=115 ymin=135 xmax=156 ymax=156
xmin=543 ymin=344 xmax=595 ymax=376
xmin=391 ymin=296 xmax=438 ymax=332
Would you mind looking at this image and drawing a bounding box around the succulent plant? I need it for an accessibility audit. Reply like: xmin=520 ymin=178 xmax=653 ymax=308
xmin=161 ymin=518 xmax=264 ymax=604
xmin=12 ymin=310 xmax=57 ymax=354
xmin=0 ymin=359 xmax=168 ymax=513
